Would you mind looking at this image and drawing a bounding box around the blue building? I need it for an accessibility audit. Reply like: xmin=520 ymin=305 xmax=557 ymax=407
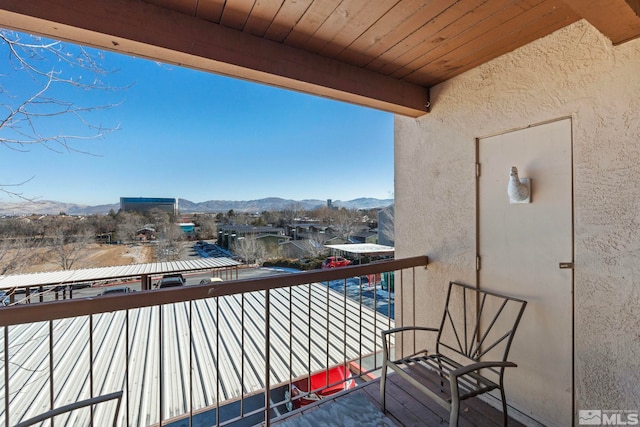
xmin=179 ymin=223 xmax=195 ymax=233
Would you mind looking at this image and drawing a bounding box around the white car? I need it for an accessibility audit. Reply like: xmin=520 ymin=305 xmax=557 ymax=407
xmin=199 ymin=277 xmax=223 ymax=285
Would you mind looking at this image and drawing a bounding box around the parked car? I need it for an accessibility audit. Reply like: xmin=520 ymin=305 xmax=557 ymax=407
xmin=0 ymin=291 xmax=10 ymax=307
xmin=157 ymin=274 xmax=186 ymax=288
xmin=321 ymin=256 xmax=352 ymax=269
xmin=199 ymin=277 xmax=223 ymax=285
xmin=98 ymin=286 xmax=135 ymax=296
xmin=163 ymin=273 xmax=185 ymax=282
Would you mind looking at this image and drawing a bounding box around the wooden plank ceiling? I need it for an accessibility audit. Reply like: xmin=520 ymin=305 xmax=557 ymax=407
xmin=1 ymin=0 xmax=639 ymax=117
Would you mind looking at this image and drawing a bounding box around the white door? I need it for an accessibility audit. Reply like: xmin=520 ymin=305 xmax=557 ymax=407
xmin=477 ymin=118 xmax=573 ymax=427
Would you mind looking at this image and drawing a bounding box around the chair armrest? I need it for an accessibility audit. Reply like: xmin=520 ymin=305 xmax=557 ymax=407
xmin=381 ymin=326 xmax=439 ymax=361
xmin=450 ymin=361 xmax=517 ymax=379
xmin=381 ymin=326 xmax=439 ymax=337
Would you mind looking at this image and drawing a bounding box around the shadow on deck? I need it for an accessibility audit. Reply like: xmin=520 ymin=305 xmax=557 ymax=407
xmin=273 ymin=373 xmax=527 ymax=427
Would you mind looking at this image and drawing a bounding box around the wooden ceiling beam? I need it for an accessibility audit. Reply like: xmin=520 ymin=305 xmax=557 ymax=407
xmin=562 ymin=0 xmax=640 ymax=44
xmin=0 ymin=0 xmax=429 ymax=117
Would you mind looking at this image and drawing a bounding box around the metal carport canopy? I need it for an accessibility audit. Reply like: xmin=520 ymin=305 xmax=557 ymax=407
xmin=0 ymin=257 xmax=240 ymax=290
xmin=324 ymin=244 xmax=395 ymax=256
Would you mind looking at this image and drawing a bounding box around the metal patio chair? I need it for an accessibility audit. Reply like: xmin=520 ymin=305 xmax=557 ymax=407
xmin=381 ymin=281 xmax=527 ymax=426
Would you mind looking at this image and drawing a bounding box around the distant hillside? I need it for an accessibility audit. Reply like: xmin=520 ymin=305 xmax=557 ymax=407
xmin=0 ymin=200 xmax=120 ymax=216
xmin=0 ymin=197 xmax=393 ymax=216
xmin=178 ymin=197 xmax=393 ymax=213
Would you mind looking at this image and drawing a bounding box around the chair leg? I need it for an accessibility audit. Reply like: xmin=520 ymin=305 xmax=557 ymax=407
xmin=449 ymin=398 xmax=459 ymax=427
xmin=380 ymin=363 xmax=387 ymax=412
xmin=500 ymin=387 xmax=509 ymax=426
xmin=449 ymin=376 xmax=460 ymax=427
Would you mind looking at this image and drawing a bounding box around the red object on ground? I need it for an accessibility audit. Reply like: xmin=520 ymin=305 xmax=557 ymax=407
xmin=365 ymin=273 xmax=381 ymax=287
xmin=290 ymin=366 xmax=355 ymax=408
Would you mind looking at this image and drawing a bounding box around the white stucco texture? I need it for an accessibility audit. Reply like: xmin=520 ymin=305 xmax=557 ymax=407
xmin=395 ymin=19 xmax=640 ymax=417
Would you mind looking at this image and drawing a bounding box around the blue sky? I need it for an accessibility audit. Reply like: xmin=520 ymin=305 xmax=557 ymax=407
xmin=0 ymin=32 xmax=394 ymax=206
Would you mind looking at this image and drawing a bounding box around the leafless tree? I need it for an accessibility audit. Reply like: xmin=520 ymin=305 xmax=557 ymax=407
xmin=146 ymin=208 xmax=174 ymax=228
xmin=280 ymin=203 xmax=304 ymax=225
xmin=85 ymin=213 xmax=117 ymax=237
xmin=307 ymin=232 xmax=330 ymax=258
xmin=0 ymin=238 xmax=41 ymax=275
xmin=0 ymin=29 xmax=123 ymax=199
xmin=231 ymin=236 xmax=267 ymax=265
xmin=115 ymin=211 xmax=145 ymax=242
xmin=332 ymin=208 xmax=361 ymax=242
xmin=309 ymin=206 xmax=332 ymax=223
xmin=263 ymin=210 xmax=288 ymax=228
xmin=194 ymin=214 xmax=217 ymax=240
xmin=0 ymin=216 xmax=46 ymax=277
xmin=156 ymin=222 xmax=183 ymax=261
xmin=48 ymin=227 xmax=95 ymax=270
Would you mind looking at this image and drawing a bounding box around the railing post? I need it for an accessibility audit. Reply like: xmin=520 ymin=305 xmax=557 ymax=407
xmin=374 ymin=274 xmax=378 ymax=368
xmin=241 ymin=293 xmax=245 ymax=418
xmin=4 ymin=326 xmax=9 ymax=427
xmin=49 ymin=320 xmax=54 ymax=427
xmin=359 ymin=277 xmax=363 ymax=370
xmin=188 ymin=301 xmax=193 ymax=424
xmin=264 ymin=289 xmax=271 ymax=427
xmin=159 ymin=305 xmax=163 ymax=426
xmin=125 ymin=309 xmax=130 ymax=426
xmin=413 ymin=267 xmax=416 ymax=354
xmin=89 ymin=315 xmax=94 ymax=427
xmin=307 ymin=284 xmax=311 ymax=396
xmin=288 ymin=287 xmax=292 ymax=410
xmin=343 ymin=278 xmax=347 ymax=382
xmin=325 ymin=281 xmax=330 ymax=389
xmin=215 ymin=296 xmax=220 ymax=427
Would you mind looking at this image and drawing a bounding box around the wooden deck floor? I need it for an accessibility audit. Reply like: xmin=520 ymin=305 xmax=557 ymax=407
xmin=273 ymin=373 xmax=526 ymax=427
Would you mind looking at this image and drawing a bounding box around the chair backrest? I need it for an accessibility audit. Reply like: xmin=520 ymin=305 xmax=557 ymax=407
xmin=436 ymin=282 xmax=527 ymax=367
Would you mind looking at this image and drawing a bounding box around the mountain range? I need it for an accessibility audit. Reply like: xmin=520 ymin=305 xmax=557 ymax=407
xmin=0 ymin=197 xmax=393 ymax=216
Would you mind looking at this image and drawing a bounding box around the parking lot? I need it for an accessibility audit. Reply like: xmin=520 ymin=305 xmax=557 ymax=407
xmin=8 ymin=265 xmax=288 ymax=305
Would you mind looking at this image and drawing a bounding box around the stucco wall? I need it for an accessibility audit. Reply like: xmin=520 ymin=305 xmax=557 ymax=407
xmin=395 ymin=20 xmax=640 ymax=420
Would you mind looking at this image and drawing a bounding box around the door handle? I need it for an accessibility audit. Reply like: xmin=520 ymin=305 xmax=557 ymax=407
xmin=559 ymin=262 xmax=573 ymax=269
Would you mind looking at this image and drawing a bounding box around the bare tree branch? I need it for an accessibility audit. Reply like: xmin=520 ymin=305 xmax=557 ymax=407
xmin=331 ymin=208 xmax=360 ymax=242
xmin=0 ymin=237 xmax=41 ymax=275
xmin=0 ymin=29 xmax=128 ymax=200
xmin=307 ymin=232 xmax=330 ymax=258
xmin=0 ymin=176 xmax=35 ymax=199
xmin=232 ymin=236 xmax=267 ymax=265
xmin=48 ymin=227 xmax=95 ymax=270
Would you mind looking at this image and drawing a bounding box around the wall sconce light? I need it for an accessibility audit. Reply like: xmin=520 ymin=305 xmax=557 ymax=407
xmin=508 ymin=166 xmax=531 ymax=204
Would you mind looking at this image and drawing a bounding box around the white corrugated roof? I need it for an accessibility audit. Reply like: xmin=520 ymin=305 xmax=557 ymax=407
xmin=325 ymin=243 xmax=395 ymax=255
xmin=0 ymin=258 xmax=240 ymax=289
xmin=3 ymin=282 xmax=393 ymax=426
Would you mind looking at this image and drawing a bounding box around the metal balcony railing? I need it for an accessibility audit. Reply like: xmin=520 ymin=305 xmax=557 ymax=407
xmin=0 ymin=256 xmax=428 ymax=426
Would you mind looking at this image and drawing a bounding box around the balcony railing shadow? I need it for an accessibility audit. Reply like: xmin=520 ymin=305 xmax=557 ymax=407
xmin=272 ymin=373 xmax=528 ymax=427
xmin=0 ymin=256 xmax=449 ymax=426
